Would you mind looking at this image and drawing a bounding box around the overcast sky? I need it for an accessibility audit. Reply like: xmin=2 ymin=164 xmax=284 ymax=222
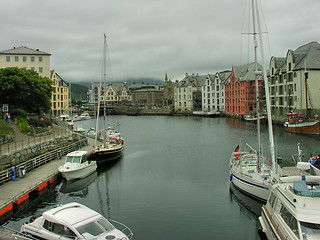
xmin=1 ymin=0 xmax=319 ymax=83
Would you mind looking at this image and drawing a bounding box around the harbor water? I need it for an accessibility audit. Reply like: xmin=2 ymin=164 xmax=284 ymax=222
xmin=3 ymin=116 xmax=320 ymax=239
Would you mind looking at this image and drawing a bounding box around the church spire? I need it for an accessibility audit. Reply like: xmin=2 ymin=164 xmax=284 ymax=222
xmin=165 ymin=72 xmax=168 ymax=84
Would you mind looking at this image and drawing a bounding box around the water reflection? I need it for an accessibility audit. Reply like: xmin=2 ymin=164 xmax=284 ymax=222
xmin=59 ymin=171 xmax=98 ymax=197
xmin=229 ymin=183 xmax=263 ymax=217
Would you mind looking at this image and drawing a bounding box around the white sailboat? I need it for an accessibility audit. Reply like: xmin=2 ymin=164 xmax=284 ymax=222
xmin=91 ymin=34 xmax=124 ymax=164
xmin=229 ymin=0 xmax=281 ymax=202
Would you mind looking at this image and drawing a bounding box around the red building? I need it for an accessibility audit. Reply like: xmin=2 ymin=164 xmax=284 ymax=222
xmin=225 ymin=63 xmax=264 ymax=116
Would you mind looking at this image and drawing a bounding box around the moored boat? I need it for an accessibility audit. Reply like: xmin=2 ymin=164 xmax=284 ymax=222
xmin=229 ymin=0 xmax=281 ymax=202
xmin=259 ymin=174 xmax=320 ymax=240
xmin=80 ymin=112 xmax=91 ymax=120
xmin=284 ymin=112 xmax=320 ymax=135
xmin=20 ymin=202 xmax=133 ymax=239
xmin=58 ymin=151 xmax=97 ymax=181
xmin=91 ymin=34 xmax=124 ymax=164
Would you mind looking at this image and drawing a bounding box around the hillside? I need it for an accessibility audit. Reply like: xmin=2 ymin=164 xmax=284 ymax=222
xmin=69 ymin=83 xmax=88 ymax=101
xmin=73 ymin=77 xmax=164 ymax=89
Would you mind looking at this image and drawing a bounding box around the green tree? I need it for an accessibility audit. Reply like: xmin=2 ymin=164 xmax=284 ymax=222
xmin=0 ymin=67 xmax=53 ymax=113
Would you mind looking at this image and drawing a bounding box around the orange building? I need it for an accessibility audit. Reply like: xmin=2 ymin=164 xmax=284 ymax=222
xmin=225 ymin=63 xmax=264 ymax=116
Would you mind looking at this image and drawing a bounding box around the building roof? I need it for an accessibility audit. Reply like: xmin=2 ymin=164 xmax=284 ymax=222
xmin=177 ymin=73 xmax=207 ymax=87
xmin=292 ymin=41 xmax=320 ymax=70
xmin=233 ymin=62 xmax=262 ymax=81
xmin=272 ymin=57 xmax=286 ymax=74
xmin=132 ymin=88 xmax=162 ymax=93
xmin=0 ymin=46 xmax=51 ymax=55
xmin=217 ymin=70 xmax=231 ymax=83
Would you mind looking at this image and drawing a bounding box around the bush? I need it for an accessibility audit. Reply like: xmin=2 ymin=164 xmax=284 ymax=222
xmin=16 ymin=118 xmax=30 ymax=133
xmin=11 ymin=109 xmax=27 ymax=119
xmin=28 ymin=119 xmax=46 ymax=128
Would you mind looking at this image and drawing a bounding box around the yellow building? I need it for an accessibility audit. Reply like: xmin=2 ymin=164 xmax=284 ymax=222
xmin=0 ymin=46 xmax=51 ymax=78
xmin=50 ymin=70 xmax=69 ymax=116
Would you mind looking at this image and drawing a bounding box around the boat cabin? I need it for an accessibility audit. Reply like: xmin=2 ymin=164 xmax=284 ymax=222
xmin=65 ymin=151 xmax=88 ymax=164
xmin=260 ymin=180 xmax=320 ymax=240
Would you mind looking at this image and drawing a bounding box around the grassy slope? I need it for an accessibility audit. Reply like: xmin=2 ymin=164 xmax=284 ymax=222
xmin=0 ymin=119 xmax=13 ymax=137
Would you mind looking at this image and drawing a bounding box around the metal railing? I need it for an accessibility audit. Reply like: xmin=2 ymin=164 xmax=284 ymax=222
xmin=0 ymin=138 xmax=87 ymax=186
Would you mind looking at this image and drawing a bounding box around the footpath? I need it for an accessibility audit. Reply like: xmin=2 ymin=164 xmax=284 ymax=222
xmin=0 ymin=124 xmax=94 ymax=239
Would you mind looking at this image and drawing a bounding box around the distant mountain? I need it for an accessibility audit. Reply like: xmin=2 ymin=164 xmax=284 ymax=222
xmin=69 ymin=83 xmax=88 ymax=100
xmin=72 ymin=77 xmax=165 ymax=89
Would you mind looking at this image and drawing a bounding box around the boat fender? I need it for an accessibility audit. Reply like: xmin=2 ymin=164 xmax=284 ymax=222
xmin=230 ymin=174 xmax=233 ymax=181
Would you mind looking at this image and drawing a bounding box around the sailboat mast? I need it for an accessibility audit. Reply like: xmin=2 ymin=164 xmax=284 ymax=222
xmin=252 ymin=0 xmax=261 ymax=169
xmin=103 ymin=34 xmax=108 ymax=148
xmin=304 ymin=62 xmax=309 ymax=120
xmin=254 ymin=0 xmax=277 ymax=176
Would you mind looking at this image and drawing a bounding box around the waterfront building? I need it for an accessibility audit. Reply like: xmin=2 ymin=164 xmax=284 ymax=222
xmin=202 ymin=71 xmax=230 ymax=113
xmin=174 ymin=73 xmax=206 ymax=112
xmin=163 ymin=73 xmax=175 ymax=107
xmin=0 ymin=46 xmax=51 ymax=78
xmin=50 ymin=70 xmax=69 ymax=116
xmin=131 ymin=88 xmax=163 ymax=106
xmin=225 ymin=63 xmax=264 ymax=116
xmin=269 ymin=41 xmax=320 ymax=121
xmin=89 ymin=82 xmax=131 ymax=105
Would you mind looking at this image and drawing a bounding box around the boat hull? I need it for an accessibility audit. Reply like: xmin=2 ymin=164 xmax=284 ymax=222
xmin=284 ymin=121 xmax=320 ymax=134
xmin=91 ymin=145 xmax=123 ymax=164
xmin=230 ymin=170 xmax=270 ymax=203
xmin=59 ymin=162 xmax=97 ymax=181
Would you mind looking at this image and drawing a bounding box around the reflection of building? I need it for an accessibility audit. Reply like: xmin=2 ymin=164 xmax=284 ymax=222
xmin=174 ymin=73 xmax=206 ymax=112
xmin=131 ymin=89 xmax=163 ymax=106
xmin=0 ymin=46 xmax=51 ymax=78
xmin=225 ymin=63 xmax=264 ymax=116
xmin=269 ymin=41 xmax=320 ymax=120
xmin=88 ymin=82 xmax=131 ymax=105
xmin=50 ymin=70 xmax=69 ymax=116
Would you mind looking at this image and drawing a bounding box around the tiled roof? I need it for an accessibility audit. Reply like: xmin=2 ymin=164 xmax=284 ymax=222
xmin=293 ymin=41 xmax=320 ymax=70
xmin=0 ymin=46 xmax=50 ymax=55
xmin=233 ymin=62 xmax=262 ymax=81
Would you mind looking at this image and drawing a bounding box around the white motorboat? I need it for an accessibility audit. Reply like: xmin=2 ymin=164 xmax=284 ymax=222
xmin=73 ymin=126 xmax=86 ymax=134
xmin=58 ymin=151 xmax=97 ymax=181
xmin=80 ymin=112 xmax=91 ymax=120
xmin=259 ymin=174 xmax=320 ymax=240
xmin=20 ymin=202 xmax=133 ymax=240
xmin=229 ymin=0 xmax=281 ymax=202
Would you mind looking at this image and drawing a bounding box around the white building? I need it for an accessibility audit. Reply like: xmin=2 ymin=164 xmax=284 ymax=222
xmin=201 ymin=71 xmax=230 ymax=113
xmin=174 ymin=73 xmax=206 ymax=112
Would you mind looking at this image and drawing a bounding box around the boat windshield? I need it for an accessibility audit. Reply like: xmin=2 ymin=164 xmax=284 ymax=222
xmin=300 ymin=221 xmax=320 ymax=240
xmin=76 ymin=217 xmax=115 ymax=237
xmin=66 ymin=156 xmax=82 ymax=164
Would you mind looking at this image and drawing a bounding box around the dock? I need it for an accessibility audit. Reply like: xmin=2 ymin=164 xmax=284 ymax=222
xmin=0 ymin=135 xmax=95 ymax=237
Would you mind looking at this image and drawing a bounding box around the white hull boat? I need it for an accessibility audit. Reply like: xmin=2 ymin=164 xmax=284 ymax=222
xmin=80 ymin=112 xmax=91 ymax=120
xmin=229 ymin=0 xmax=280 ymax=202
xmin=20 ymin=202 xmax=133 ymax=240
xmin=59 ymin=151 xmax=97 ymax=181
xmin=259 ymin=175 xmax=320 ymax=240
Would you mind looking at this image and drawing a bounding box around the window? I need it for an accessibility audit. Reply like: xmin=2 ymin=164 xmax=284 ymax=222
xmin=14 ymin=56 xmax=19 ymax=62
xmin=6 ymin=56 xmax=10 ymax=62
xmin=39 ymin=67 xmax=43 ymax=73
xmin=280 ymin=205 xmax=299 ymax=238
xmin=23 ymin=56 xmax=27 ymax=62
xmin=31 ymin=67 xmax=35 ymax=71
xmin=39 ymin=56 xmax=43 ymax=62
xmin=31 ymin=56 xmax=35 ymax=62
